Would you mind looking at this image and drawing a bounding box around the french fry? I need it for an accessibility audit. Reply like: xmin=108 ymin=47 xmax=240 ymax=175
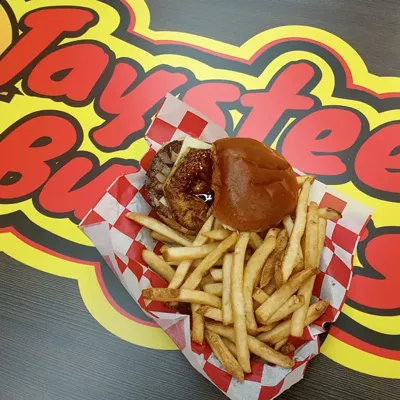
xmin=255 ymin=322 xmax=279 ymax=334
xmin=291 ymin=202 xmax=319 ymax=337
xmin=221 ymin=337 xmax=237 ymax=357
xmin=163 ymin=242 xmax=219 ymax=262
xmin=281 ymin=343 xmax=296 ymax=355
xmin=203 ymin=282 xmax=223 ymax=297
xmin=282 ymin=216 xmax=304 ymax=275
xmin=192 ymin=251 xmax=248 ymax=268
xmin=182 ymin=232 xmax=239 ymax=290
xmin=203 ymin=229 xmax=230 ymax=241
xmin=142 ymin=288 xmax=222 ymax=308
xmin=231 ymin=232 xmax=251 ymax=373
xmin=273 ymin=257 xmax=285 ymax=288
xmin=318 ymin=207 xmax=342 ymax=220
xmin=210 ymin=268 xmax=223 ymax=282
xmin=255 ymin=267 xmax=318 ymax=325
xmin=257 ymin=300 xmax=330 ymax=344
xmin=260 ymin=229 xmax=288 ymax=288
xmin=191 ymin=256 xmax=223 ymax=268
xmin=296 ymin=175 xmax=315 ymax=185
xmin=268 ymin=295 xmax=305 ymax=324
xmin=200 ymin=274 xmax=215 ymax=288
xmin=263 ymin=282 xmax=276 ymax=295
xmin=142 ymin=249 xmax=176 ymax=283
xmin=126 ymin=212 xmax=192 ymax=246
xmin=292 ymin=250 xmax=304 ymax=274
xmin=222 ymin=253 xmax=234 ymax=326
xmin=249 ymin=232 xmax=263 ymax=250
xmin=280 ymin=178 xmax=312 ymax=282
xmin=252 ymin=288 xmax=269 ymax=305
xmin=159 ymin=244 xmax=170 ymax=254
xmin=274 ymin=337 xmax=288 ymax=351
xmin=317 ymin=217 xmax=327 ymax=265
xmin=197 ymin=306 xmax=223 ymax=322
xmin=168 ymin=215 xmax=214 ymax=290
xmin=282 ymin=215 xmax=294 ymax=234
xmin=213 ymin=218 xmax=224 ymax=230
xmin=151 ymin=231 xmax=179 ymax=244
xmin=206 ymin=322 xmax=295 ymax=369
xmin=205 ymin=330 xmax=244 ymax=382
xmin=191 ymin=304 xmax=205 ymax=344
xmin=244 ymin=228 xmax=279 ymax=333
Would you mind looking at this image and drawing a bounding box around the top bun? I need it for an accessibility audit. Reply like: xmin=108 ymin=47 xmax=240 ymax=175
xmin=211 ymin=138 xmax=299 ymax=232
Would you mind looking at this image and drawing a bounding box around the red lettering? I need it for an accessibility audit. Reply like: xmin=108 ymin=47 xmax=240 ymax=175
xmin=91 ymin=63 xmax=188 ymax=150
xmin=237 ymin=63 xmax=316 ymax=141
xmin=183 ymin=82 xmax=241 ymax=128
xmin=0 ymin=114 xmax=78 ymax=199
xmin=0 ymin=8 xmax=96 ymax=89
xmin=349 ymin=232 xmax=399 ymax=309
xmin=39 ymin=157 xmax=137 ymax=220
xmin=26 ymin=43 xmax=109 ymax=103
xmin=281 ymin=108 xmax=362 ymax=175
xmin=355 ymin=123 xmax=400 ymax=193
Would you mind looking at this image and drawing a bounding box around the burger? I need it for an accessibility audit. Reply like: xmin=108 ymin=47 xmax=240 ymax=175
xmin=145 ymin=137 xmax=299 ymax=235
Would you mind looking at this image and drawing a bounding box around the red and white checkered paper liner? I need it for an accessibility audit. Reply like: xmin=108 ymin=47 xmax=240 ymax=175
xmin=80 ymin=94 xmax=373 ymax=400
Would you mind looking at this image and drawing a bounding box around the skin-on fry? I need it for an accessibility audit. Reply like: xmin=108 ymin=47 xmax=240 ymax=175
xmin=280 ymin=178 xmax=312 ymax=282
xmin=205 ymin=330 xmax=244 ymax=382
xmin=203 ymin=283 xmax=223 ymax=296
xmin=163 ymin=243 xmax=219 ymax=262
xmin=255 ymin=322 xmax=278 ymax=334
xmin=222 ymin=253 xmax=234 ymax=326
xmin=151 ymin=231 xmax=179 ymax=244
xmin=182 ymin=232 xmax=239 ymax=290
xmin=260 ymin=229 xmax=288 ymax=288
xmin=231 ymin=232 xmax=251 ymax=373
xmin=318 ymin=207 xmax=342 ymax=220
xmin=252 ymin=288 xmax=269 ymax=305
xmin=249 ymin=232 xmax=263 ymax=250
xmin=281 ymin=343 xmax=296 ymax=355
xmin=296 ymin=175 xmax=315 ymax=185
xmin=205 ymin=322 xmax=295 ymax=369
xmin=210 ymin=268 xmax=223 ymax=282
xmin=168 ymin=215 xmax=214 ymax=290
xmin=126 ymin=212 xmax=192 ymax=246
xmin=221 ymin=337 xmax=237 ymax=357
xmin=291 ymin=202 xmax=319 ymax=337
xmin=274 ymin=337 xmax=288 ymax=351
xmin=203 ymin=229 xmax=231 ymax=241
xmin=244 ymin=228 xmax=279 ymax=333
xmin=197 ymin=306 xmax=223 ymax=322
xmin=255 ymin=267 xmax=318 ymax=325
xmin=142 ymin=288 xmax=222 ymax=308
xmin=257 ymin=300 xmax=330 ymax=345
xmin=142 ymin=249 xmax=176 ymax=283
xmin=191 ymin=304 xmax=205 ymax=345
xmin=268 ymin=295 xmax=305 ymax=324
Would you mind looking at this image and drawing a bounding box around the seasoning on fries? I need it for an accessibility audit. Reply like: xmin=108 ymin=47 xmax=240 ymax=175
xmin=205 ymin=330 xmax=244 ymax=382
xmin=127 ymin=136 xmax=343 ymax=382
xmin=231 ymin=232 xmax=251 ymax=373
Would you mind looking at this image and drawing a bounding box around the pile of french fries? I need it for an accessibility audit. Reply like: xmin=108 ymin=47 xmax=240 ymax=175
xmin=126 ymin=175 xmax=341 ymax=382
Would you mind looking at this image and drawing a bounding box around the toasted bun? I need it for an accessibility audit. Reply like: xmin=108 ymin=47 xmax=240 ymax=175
xmin=212 ymin=138 xmax=299 ymax=232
